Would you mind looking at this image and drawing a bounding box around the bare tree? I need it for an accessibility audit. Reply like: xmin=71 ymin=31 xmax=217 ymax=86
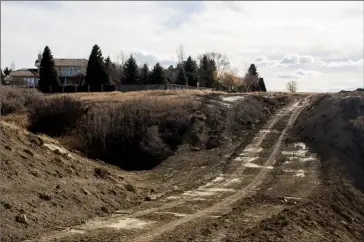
xmin=286 ymin=80 xmax=297 ymax=92
xmin=176 ymin=44 xmax=185 ymax=64
xmin=114 ymin=50 xmax=127 ymax=66
xmin=201 ymin=52 xmax=230 ymax=78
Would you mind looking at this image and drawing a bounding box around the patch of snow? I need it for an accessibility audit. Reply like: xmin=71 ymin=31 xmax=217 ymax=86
xmin=234 ymin=157 xmax=259 ymax=162
xmin=44 ymin=143 xmax=74 ymax=159
xmin=221 ymin=96 xmax=245 ymax=103
xmin=154 ymin=212 xmax=187 ymax=217
xmin=244 ymin=163 xmax=274 ymax=169
xmin=106 ymin=218 xmax=153 ymax=229
xmin=242 ymin=146 xmax=263 ymax=153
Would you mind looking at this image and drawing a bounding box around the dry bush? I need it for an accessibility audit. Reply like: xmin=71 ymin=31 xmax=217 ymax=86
xmin=75 ymin=96 xmax=199 ymax=170
xmin=28 ymin=96 xmax=87 ymax=137
xmin=0 ymin=86 xmax=43 ymax=115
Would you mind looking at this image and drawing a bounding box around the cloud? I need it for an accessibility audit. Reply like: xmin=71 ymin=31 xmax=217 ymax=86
xmin=1 ymin=1 xmax=363 ymax=91
xmin=326 ymin=59 xmax=363 ymax=68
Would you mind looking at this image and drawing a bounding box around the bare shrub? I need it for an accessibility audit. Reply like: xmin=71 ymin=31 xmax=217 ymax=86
xmin=286 ymin=81 xmax=297 ymax=92
xmin=0 ymin=86 xmax=43 ymax=115
xmin=28 ymin=96 xmax=87 ymax=136
xmin=76 ymin=97 xmax=198 ymax=170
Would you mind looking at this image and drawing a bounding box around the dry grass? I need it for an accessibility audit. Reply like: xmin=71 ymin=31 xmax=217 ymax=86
xmin=54 ymin=89 xmax=222 ymax=105
xmin=0 ymin=86 xmax=43 ymax=116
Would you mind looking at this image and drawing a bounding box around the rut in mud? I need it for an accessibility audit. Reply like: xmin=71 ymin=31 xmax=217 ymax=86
xmin=32 ymin=96 xmax=316 ymax=242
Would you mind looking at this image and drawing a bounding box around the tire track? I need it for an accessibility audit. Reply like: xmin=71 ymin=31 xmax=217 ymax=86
xmin=131 ymin=97 xmax=310 ymax=242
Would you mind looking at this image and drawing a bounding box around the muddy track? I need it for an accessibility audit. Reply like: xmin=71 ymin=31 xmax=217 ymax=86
xmin=32 ymin=97 xmax=310 ymax=242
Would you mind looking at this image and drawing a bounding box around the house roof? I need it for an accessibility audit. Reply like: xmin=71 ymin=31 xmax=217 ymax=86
xmin=10 ymin=70 xmax=39 ymax=78
xmin=54 ymin=58 xmax=88 ymax=67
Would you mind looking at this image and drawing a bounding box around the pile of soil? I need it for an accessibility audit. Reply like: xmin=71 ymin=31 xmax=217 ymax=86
xmin=227 ymin=92 xmax=364 ymax=241
xmin=0 ymin=122 xmax=149 ymax=242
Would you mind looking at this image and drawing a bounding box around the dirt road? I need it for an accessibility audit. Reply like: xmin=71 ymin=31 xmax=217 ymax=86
xmin=30 ymin=96 xmax=321 ymax=242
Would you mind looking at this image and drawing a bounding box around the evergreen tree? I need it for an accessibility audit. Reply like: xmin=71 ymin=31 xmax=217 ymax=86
xmin=248 ymin=64 xmax=259 ymax=77
xmin=168 ymin=65 xmax=174 ymax=70
xmin=175 ymin=66 xmax=187 ymax=85
xmin=121 ymin=55 xmax=139 ymax=84
xmin=184 ymin=56 xmax=197 ymax=73
xmin=3 ymin=67 xmax=11 ymax=76
xmin=258 ymin=78 xmax=267 ymax=92
xmin=184 ymin=56 xmax=198 ymax=87
xmin=150 ymin=63 xmax=165 ymax=84
xmin=85 ymin=44 xmax=109 ymax=86
xmin=139 ymin=63 xmax=150 ymax=84
xmin=38 ymin=46 xmax=59 ymax=93
xmin=199 ymin=55 xmax=217 ymax=88
xmin=199 ymin=55 xmax=209 ymax=71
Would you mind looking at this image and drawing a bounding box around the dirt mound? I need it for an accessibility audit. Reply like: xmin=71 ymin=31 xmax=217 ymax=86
xmin=231 ymin=93 xmax=364 ymax=242
xmin=0 ymin=122 xmax=148 ymax=242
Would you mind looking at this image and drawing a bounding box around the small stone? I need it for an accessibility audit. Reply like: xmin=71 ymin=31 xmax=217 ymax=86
xmin=23 ymin=149 xmax=34 ymax=156
xmin=124 ymin=184 xmax=136 ymax=193
xmin=145 ymin=196 xmax=152 ymax=201
xmin=30 ymin=169 xmax=40 ymax=177
xmin=4 ymin=203 xmax=12 ymax=209
xmin=54 ymin=149 xmax=62 ymax=155
xmin=4 ymin=145 xmax=12 ymax=151
xmin=101 ymin=206 xmax=109 ymax=214
xmin=19 ymin=209 xmax=26 ymax=214
xmin=28 ymin=134 xmax=44 ymax=146
xmin=81 ymin=188 xmax=89 ymax=195
xmin=20 ymin=154 xmax=27 ymax=159
xmin=191 ymin=147 xmax=201 ymax=152
xmin=39 ymin=193 xmax=52 ymax=201
xmin=55 ymin=184 xmax=61 ymax=189
xmin=15 ymin=214 xmax=28 ymax=224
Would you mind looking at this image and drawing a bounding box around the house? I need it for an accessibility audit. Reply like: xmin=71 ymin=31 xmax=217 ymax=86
xmin=35 ymin=53 xmax=88 ymax=85
xmin=5 ymin=68 xmax=39 ymax=87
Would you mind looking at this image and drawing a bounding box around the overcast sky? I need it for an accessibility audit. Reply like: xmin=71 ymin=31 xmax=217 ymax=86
xmin=1 ymin=1 xmax=363 ymax=91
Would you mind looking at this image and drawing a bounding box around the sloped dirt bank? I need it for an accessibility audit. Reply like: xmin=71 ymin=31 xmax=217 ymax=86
xmin=222 ymin=92 xmax=364 ymax=242
xmin=0 ymin=122 xmax=148 ymax=242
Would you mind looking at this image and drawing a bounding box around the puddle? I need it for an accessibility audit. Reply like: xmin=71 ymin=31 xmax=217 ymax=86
xmin=106 ymin=218 xmax=153 ymax=229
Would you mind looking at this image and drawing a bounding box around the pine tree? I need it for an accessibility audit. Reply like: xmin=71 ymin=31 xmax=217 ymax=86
xmin=121 ymin=55 xmax=139 ymax=84
xmin=184 ymin=56 xmax=198 ymax=86
xmin=38 ymin=46 xmax=59 ymax=93
xmin=199 ymin=55 xmax=209 ymax=71
xmin=248 ymin=64 xmax=259 ymax=77
xmin=150 ymin=63 xmax=165 ymax=84
xmin=3 ymin=67 xmax=11 ymax=76
xmin=258 ymin=78 xmax=267 ymax=92
xmin=139 ymin=63 xmax=150 ymax=84
xmin=175 ymin=66 xmax=187 ymax=85
xmin=85 ymin=44 xmax=109 ymax=87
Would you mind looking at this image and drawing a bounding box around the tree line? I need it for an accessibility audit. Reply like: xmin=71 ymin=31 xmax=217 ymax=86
xmin=34 ymin=45 xmax=268 ymax=93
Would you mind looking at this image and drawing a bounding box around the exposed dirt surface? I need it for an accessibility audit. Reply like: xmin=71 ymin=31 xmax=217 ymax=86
xmin=3 ymin=91 xmax=364 ymax=242
xmin=0 ymin=122 xmax=149 ymax=242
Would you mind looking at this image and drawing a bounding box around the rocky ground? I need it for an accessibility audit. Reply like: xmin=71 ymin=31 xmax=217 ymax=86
xmin=1 ymin=91 xmax=364 ymax=242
